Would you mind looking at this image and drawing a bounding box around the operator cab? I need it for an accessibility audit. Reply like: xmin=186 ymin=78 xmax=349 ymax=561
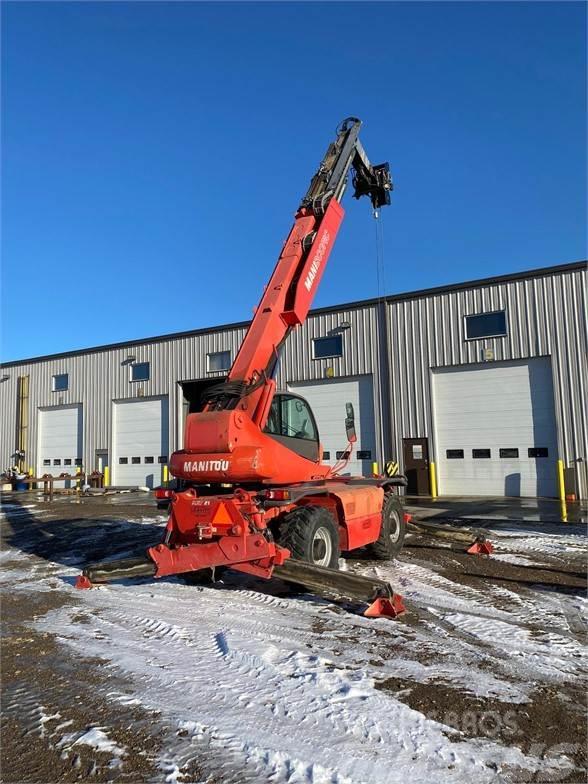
xmin=263 ymin=392 xmax=320 ymax=462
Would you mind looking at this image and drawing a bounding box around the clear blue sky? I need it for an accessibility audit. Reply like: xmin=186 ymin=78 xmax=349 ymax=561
xmin=1 ymin=1 xmax=586 ymax=361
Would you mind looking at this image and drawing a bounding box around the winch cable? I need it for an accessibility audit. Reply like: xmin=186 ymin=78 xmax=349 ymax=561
xmin=373 ymin=207 xmax=388 ymax=474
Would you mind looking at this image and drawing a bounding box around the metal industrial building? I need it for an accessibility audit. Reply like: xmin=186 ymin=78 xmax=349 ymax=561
xmin=1 ymin=260 xmax=586 ymax=499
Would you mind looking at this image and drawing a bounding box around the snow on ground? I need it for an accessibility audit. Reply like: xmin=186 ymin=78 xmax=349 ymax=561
xmin=2 ymin=499 xmax=586 ymax=783
xmin=35 ymin=577 xmax=572 ymax=784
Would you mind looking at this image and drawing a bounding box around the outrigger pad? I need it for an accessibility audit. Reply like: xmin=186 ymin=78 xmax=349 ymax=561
xmin=364 ymin=593 xmax=406 ymax=619
xmin=467 ymin=539 xmax=494 ymax=556
xmin=75 ymin=575 xmax=93 ymax=589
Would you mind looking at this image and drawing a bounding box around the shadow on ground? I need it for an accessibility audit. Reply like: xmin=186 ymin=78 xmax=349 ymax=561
xmin=1 ymin=495 xmax=165 ymax=571
xmin=404 ymin=495 xmax=588 ymax=532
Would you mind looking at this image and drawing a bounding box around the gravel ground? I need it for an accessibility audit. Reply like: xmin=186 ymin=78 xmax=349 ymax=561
xmin=1 ymin=492 xmax=586 ymax=784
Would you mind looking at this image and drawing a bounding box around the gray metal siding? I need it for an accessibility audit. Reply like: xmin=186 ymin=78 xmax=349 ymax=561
xmin=1 ymin=263 xmax=586 ymax=497
xmin=385 ymin=267 xmax=588 ymax=496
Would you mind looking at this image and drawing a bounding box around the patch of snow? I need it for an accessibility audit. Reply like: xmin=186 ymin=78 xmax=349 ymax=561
xmin=35 ymin=577 xmax=580 ymax=784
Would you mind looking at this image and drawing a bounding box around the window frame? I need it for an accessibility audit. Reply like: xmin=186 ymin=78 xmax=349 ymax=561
xmin=464 ymin=310 xmax=508 ymax=341
xmin=312 ymin=335 xmax=343 ymax=360
xmin=206 ymin=350 xmax=232 ymax=373
xmin=130 ymin=362 xmax=150 ymax=382
xmin=52 ymin=373 xmax=69 ymax=392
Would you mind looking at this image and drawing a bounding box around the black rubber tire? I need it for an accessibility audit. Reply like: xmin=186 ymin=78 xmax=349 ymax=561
xmin=367 ymin=493 xmax=405 ymax=560
xmin=277 ymin=505 xmax=340 ymax=569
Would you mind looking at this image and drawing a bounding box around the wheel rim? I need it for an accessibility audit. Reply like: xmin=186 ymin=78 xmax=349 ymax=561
xmin=311 ymin=526 xmax=333 ymax=566
xmin=388 ymin=512 xmax=401 ymax=544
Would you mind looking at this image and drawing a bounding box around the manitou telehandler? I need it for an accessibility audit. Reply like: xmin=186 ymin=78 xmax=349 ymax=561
xmin=77 ymin=118 xmax=409 ymax=617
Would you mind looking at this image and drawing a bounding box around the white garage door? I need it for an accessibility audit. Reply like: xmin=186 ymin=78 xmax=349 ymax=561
xmin=432 ymin=358 xmax=558 ymax=497
xmin=38 ymin=405 xmax=83 ymax=480
xmin=113 ymin=397 xmax=169 ymax=488
xmin=289 ymin=375 xmax=376 ymax=477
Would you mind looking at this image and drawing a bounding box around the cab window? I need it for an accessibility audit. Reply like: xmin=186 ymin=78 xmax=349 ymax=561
xmin=265 ymin=395 xmax=317 ymax=440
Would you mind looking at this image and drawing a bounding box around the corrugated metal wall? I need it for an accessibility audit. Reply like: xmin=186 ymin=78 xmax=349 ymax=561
xmin=1 ymin=263 xmax=586 ymax=496
xmin=385 ymin=265 xmax=587 ymax=497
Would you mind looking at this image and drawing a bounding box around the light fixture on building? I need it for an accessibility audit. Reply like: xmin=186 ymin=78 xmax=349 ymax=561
xmin=121 ymin=355 xmax=136 ymax=366
xmin=0 ymin=374 xmax=9 ymax=383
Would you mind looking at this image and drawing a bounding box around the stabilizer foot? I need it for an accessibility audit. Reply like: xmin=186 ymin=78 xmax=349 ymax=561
xmin=364 ymin=593 xmax=406 ymax=619
xmin=75 ymin=574 xmax=93 ymax=589
xmin=467 ymin=539 xmax=494 ymax=556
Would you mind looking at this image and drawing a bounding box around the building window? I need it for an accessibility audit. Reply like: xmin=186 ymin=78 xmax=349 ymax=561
xmin=132 ymin=456 xmax=141 ymax=464
xmin=465 ymin=310 xmax=507 ymax=340
xmin=64 ymin=458 xmax=72 ymax=466
xmin=131 ymin=362 xmax=150 ymax=382
xmin=207 ymin=351 xmax=231 ymax=372
xmin=472 ymin=449 xmax=491 ymax=459
xmin=53 ymin=459 xmax=61 ymax=466
xmin=500 ymin=448 xmax=519 ymax=458
xmin=119 ymin=457 xmax=128 ymax=464
xmin=357 ymin=450 xmax=372 ymax=460
xmin=313 ymin=335 xmax=343 ymax=360
xmin=52 ymin=373 xmax=69 ymax=392
xmin=336 ymin=450 xmax=351 ymax=460
xmin=446 ymin=449 xmax=464 ymax=459
xmin=158 ymin=455 xmax=168 ymax=463
xmin=145 ymin=456 xmax=154 ymax=464
xmin=528 ymin=447 xmax=549 ymax=458
xmin=322 ymin=451 xmax=331 ymax=460
xmin=43 ymin=459 xmax=50 ymax=466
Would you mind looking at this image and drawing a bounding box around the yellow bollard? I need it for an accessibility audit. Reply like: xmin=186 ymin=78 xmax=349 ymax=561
xmin=103 ymin=465 xmax=110 ymax=487
xmin=429 ymin=461 xmax=438 ymax=498
xmin=557 ymin=460 xmax=567 ymax=522
xmin=372 ymin=461 xmax=379 ymax=477
xmin=557 ymin=459 xmax=566 ymax=501
xmin=163 ymin=464 xmax=169 ymax=486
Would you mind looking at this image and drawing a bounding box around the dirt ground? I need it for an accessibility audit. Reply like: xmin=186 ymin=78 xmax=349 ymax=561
xmin=1 ymin=492 xmax=586 ymax=784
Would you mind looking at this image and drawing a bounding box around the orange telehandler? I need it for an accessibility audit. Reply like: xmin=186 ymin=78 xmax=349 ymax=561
xmin=77 ymin=118 xmax=409 ymax=618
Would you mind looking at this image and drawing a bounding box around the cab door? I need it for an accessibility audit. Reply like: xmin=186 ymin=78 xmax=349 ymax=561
xmin=264 ymin=393 xmax=320 ymax=462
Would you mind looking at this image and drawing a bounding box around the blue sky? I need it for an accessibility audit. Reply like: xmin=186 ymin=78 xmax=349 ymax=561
xmin=1 ymin=1 xmax=586 ymax=361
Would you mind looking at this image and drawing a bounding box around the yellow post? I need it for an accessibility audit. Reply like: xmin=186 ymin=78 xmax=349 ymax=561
xmin=557 ymin=459 xmax=567 ymax=522
xmin=163 ymin=464 xmax=169 ymax=486
xmin=557 ymin=460 xmax=566 ymax=501
xmin=371 ymin=461 xmax=379 ymax=476
xmin=430 ymin=461 xmax=438 ymax=498
xmin=103 ymin=465 xmax=110 ymax=487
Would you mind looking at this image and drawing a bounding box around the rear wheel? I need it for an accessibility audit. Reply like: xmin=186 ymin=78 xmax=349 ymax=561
xmin=277 ymin=505 xmax=340 ymax=569
xmin=367 ymin=493 xmax=405 ymax=560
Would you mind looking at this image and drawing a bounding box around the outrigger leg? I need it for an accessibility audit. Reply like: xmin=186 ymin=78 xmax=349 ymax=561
xmin=75 ymin=552 xmax=405 ymax=619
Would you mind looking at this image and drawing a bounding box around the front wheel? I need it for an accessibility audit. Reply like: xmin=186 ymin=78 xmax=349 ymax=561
xmin=277 ymin=505 xmax=340 ymax=569
xmin=367 ymin=492 xmax=405 ymax=560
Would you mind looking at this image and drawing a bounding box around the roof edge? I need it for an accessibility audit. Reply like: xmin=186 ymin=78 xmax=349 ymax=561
xmin=2 ymin=259 xmax=586 ymax=368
